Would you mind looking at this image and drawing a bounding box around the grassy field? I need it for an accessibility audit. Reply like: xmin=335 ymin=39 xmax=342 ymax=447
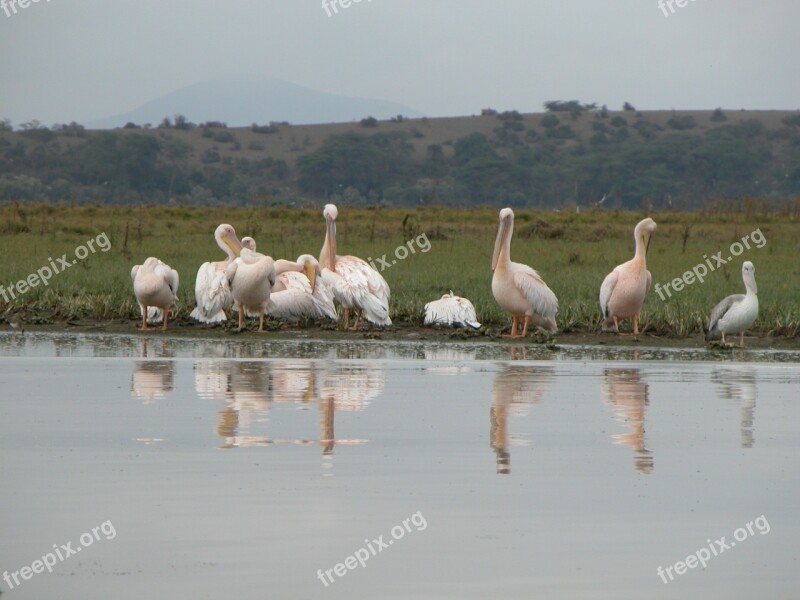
xmin=0 ymin=202 xmax=798 ymax=339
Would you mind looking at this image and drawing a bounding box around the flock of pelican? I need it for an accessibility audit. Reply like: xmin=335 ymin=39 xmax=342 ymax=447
xmin=131 ymin=205 xmax=759 ymax=346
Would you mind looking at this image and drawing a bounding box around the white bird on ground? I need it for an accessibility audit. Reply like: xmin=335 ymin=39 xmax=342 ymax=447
xmin=424 ymin=291 xmax=481 ymax=329
xmin=319 ymin=204 xmax=391 ymax=329
xmin=190 ymin=224 xmax=244 ymax=324
xmin=131 ymin=257 xmax=180 ymax=330
xmin=226 ymin=246 xmax=276 ymax=332
xmin=706 ymin=261 xmax=759 ymax=347
xmin=491 ymin=208 xmax=558 ymax=336
xmin=599 ymin=217 xmax=657 ymax=335
xmin=271 ymin=254 xmax=338 ymax=323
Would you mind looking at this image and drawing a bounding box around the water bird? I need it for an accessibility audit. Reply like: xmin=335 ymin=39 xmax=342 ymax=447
xmin=706 ymin=261 xmax=759 ymax=347
xmin=226 ymin=245 xmax=276 ymax=332
xmin=190 ymin=224 xmax=244 ymax=324
xmin=131 ymin=257 xmax=179 ymax=330
xmin=271 ymin=254 xmax=338 ymax=323
xmin=424 ymin=291 xmax=481 ymax=329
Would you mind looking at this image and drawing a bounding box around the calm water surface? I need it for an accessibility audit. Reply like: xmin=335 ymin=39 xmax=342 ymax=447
xmin=1 ymin=333 xmax=798 ymax=599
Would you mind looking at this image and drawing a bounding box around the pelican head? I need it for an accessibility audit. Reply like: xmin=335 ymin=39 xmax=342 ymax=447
xmin=492 ymin=208 xmax=515 ymax=272
xmin=214 ymin=224 xmax=244 ymax=258
xmin=635 ymin=218 xmax=657 ymax=255
xmin=241 ymin=236 xmax=257 ymax=252
xmin=297 ymin=254 xmax=320 ymax=292
xmin=742 ymin=261 xmax=757 ymax=294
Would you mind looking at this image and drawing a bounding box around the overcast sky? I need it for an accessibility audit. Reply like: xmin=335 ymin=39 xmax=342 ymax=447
xmin=1 ymin=0 xmax=799 ymax=126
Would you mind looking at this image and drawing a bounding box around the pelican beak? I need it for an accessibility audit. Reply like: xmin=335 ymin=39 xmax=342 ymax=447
xmin=644 ymin=231 xmax=652 ymax=255
xmin=304 ymin=260 xmax=317 ymax=294
xmin=491 ymin=219 xmax=508 ymax=272
xmin=223 ymin=232 xmax=244 ymax=256
xmin=326 ymin=217 xmax=337 ymax=272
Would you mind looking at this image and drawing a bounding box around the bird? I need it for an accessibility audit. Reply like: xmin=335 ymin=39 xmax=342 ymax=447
xmin=318 ymin=204 xmax=391 ymax=329
xmin=131 ymin=257 xmax=179 ymax=331
xmin=599 ymin=217 xmax=657 ymax=336
xmin=424 ymin=291 xmax=481 ymax=329
xmin=226 ymin=246 xmax=276 ymax=332
xmin=491 ymin=208 xmax=558 ymax=336
xmin=706 ymin=261 xmax=759 ymax=347
xmin=270 ymin=254 xmax=338 ymax=323
xmin=190 ymin=224 xmax=244 ymax=324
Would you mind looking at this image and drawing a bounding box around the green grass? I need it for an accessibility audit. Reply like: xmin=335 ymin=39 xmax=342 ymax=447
xmin=0 ymin=202 xmax=798 ymax=337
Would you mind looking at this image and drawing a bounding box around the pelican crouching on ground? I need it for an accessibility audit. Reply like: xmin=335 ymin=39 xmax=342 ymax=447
xmin=226 ymin=246 xmax=276 ymax=332
xmin=131 ymin=257 xmax=180 ymax=330
xmin=270 ymin=254 xmax=338 ymax=323
xmin=599 ymin=217 xmax=657 ymax=335
xmin=190 ymin=224 xmax=243 ymax=324
xmin=424 ymin=291 xmax=481 ymax=329
xmin=491 ymin=208 xmax=558 ymax=336
xmin=319 ymin=204 xmax=391 ymax=329
xmin=706 ymin=261 xmax=759 ymax=347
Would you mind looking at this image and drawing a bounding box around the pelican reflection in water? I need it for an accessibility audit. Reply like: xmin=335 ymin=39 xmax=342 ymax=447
xmin=601 ymin=368 xmax=653 ymax=474
xmin=490 ymin=366 xmax=553 ymax=474
xmin=712 ymin=367 xmax=757 ymax=448
xmin=130 ymin=338 xmax=175 ymax=404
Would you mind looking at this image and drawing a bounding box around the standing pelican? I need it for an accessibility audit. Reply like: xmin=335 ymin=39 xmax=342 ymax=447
xmin=599 ymin=217 xmax=657 ymax=335
xmin=226 ymin=247 xmax=276 ymax=332
xmin=706 ymin=261 xmax=758 ymax=347
xmin=190 ymin=224 xmax=244 ymax=324
xmin=424 ymin=291 xmax=481 ymax=329
xmin=491 ymin=208 xmax=558 ymax=336
xmin=319 ymin=204 xmax=391 ymax=329
xmin=270 ymin=254 xmax=338 ymax=322
xmin=131 ymin=257 xmax=179 ymax=331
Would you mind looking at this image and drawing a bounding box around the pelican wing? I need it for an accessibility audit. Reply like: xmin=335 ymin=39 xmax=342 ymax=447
xmin=267 ymin=289 xmax=318 ymax=321
xmin=424 ymin=296 xmax=481 ymax=329
xmin=131 ymin=264 xmax=141 ymax=282
xmin=329 ymin=257 xmax=391 ymax=325
xmin=708 ymin=294 xmax=744 ymax=332
xmin=513 ymin=266 xmax=558 ymax=319
xmin=646 ymin=269 xmax=652 ymax=294
xmin=599 ymin=270 xmax=619 ymax=318
xmin=192 ymin=262 xmax=231 ymax=323
xmin=154 ymin=262 xmax=179 ymax=297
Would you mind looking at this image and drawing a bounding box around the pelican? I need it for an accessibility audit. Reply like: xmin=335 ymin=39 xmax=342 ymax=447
xmin=319 ymin=204 xmax=391 ymax=329
xmin=706 ymin=261 xmax=758 ymax=347
xmin=131 ymin=257 xmax=179 ymax=330
xmin=424 ymin=291 xmax=481 ymax=329
xmin=491 ymin=208 xmax=558 ymax=336
xmin=599 ymin=217 xmax=657 ymax=335
xmin=226 ymin=246 xmax=276 ymax=332
xmin=270 ymin=254 xmax=338 ymax=322
xmin=190 ymin=224 xmax=244 ymax=324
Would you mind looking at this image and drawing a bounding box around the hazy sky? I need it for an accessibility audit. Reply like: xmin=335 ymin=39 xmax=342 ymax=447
xmin=1 ymin=0 xmax=799 ymax=126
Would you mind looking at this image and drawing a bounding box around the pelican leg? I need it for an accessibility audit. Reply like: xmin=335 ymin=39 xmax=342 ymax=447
xmin=238 ymin=303 xmax=244 ymax=331
xmin=632 ymin=315 xmax=639 ymax=336
xmin=350 ymin=311 xmax=362 ymax=331
xmin=739 ymin=332 xmax=745 ymax=347
xmin=343 ymin=308 xmax=350 ymax=330
xmin=258 ymin=311 xmax=264 ymax=332
xmin=142 ymin=306 xmax=149 ymax=330
xmin=721 ymin=332 xmax=726 ymax=345
xmin=521 ymin=315 xmax=531 ymax=337
xmin=613 ymin=316 xmax=620 ymax=333
xmin=162 ymin=309 xmax=168 ymax=331
xmin=504 ymin=316 xmax=519 ymax=338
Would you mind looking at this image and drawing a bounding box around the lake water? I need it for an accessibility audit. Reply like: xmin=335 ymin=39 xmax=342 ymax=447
xmin=1 ymin=333 xmax=798 ymax=599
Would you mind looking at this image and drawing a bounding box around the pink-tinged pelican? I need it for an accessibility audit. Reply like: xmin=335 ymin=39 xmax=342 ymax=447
xmin=319 ymin=204 xmax=391 ymax=329
xmin=424 ymin=291 xmax=481 ymax=329
xmin=599 ymin=217 xmax=657 ymax=335
xmin=270 ymin=254 xmax=338 ymax=322
xmin=226 ymin=247 xmax=276 ymax=332
xmin=190 ymin=224 xmax=244 ymax=324
xmin=706 ymin=261 xmax=758 ymax=347
xmin=491 ymin=208 xmax=558 ymax=336
xmin=131 ymin=257 xmax=179 ymax=330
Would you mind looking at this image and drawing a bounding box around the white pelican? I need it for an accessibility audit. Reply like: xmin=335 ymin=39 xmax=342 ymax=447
xmin=491 ymin=208 xmax=558 ymax=336
xmin=270 ymin=254 xmax=338 ymax=322
xmin=131 ymin=257 xmax=179 ymax=330
xmin=226 ymin=247 xmax=276 ymax=332
xmin=319 ymin=204 xmax=391 ymax=329
xmin=599 ymin=217 xmax=657 ymax=335
xmin=706 ymin=261 xmax=758 ymax=346
xmin=424 ymin=291 xmax=481 ymax=329
xmin=190 ymin=224 xmax=244 ymax=324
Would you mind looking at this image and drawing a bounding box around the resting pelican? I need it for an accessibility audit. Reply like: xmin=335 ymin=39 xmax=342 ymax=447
xmin=190 ymin=224 xmax=244 ymax=324
xmin=599 ymin=217 xmax=657 ymax=335
xmin=131 ymin=257 xmax=179 ymax=330
xmin=706 ymin=261 xmax=758 ymax=347
xmin=271 ymin=254 xmax=338 ymax=322
xmin=491 ymin=208 xmax=558 ymax=336
xmin=319 ymin=204 xmax=391 ymax=329
xmin=226 ymin=247 xmax=276 ymax=332
xmin=424 ymin=291 xmax=481 ymax=329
